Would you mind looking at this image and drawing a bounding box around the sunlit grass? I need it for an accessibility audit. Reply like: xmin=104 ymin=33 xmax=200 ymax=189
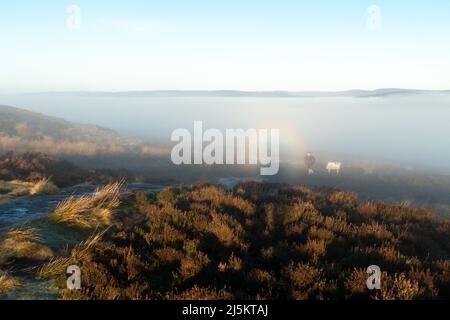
xmin=37 ymin=229 xmax=107 ymax=279
xmin=0 ymin=227 xmax=53 ymax=261
xmin=0 ymin=178 xmax=59 ymax=199
xmin=49 ymin=181 xmax=124 ymax=229
xmin=30 ymin=178 xmax=59 ymax=196
xmin=0 ymin=271 xmax=23 ymax=294
xmin=0 ymin=180 xmax=33 ymax=199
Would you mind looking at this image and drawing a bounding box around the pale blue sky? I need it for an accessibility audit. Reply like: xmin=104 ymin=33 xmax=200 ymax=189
xmin=1 ymin=0 xmax=449 ymax=93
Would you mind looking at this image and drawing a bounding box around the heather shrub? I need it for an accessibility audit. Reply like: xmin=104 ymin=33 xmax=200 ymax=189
xmin=218 ymin=253 xmax=242 ymax=272
xmin=344 ymin=269 xmax=372 ymax=299
xmin=29 ymin=181 xmax=450 ymax=300
xmin=165 ymin=285 xmax=233 ymax=300
xmin=284 ymin=262 xmax=327 ymax=299
xmin=133 ymin=191 xmax=149 ymax=209
xmin=156 ymin=188 xmax=178 ymax=206
xmin=175 ymin=251 xmax=210 ymax=284
xmin=246 ymin=268 xmax=276 ymax=296
xmin=378 ymin=273 xmax=420 ymax=300
xmin=328 ymin=191 xmax=358 ymax=206
xmin=300 ymin=239 xmax=327 ymax=261
xmin=308 ymin=226 xmax=335 ymax=243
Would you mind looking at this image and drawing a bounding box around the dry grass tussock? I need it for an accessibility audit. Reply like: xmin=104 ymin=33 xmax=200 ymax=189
xmin=30 ymin=178 xmax=59 ymax=195
xmin=37 ymin=229 xmax=107 ymax=279
xmin=0 ymin=271 xmax=23 ymax=294
xmin=0 ymin=178 xmax=59 ymax=198
xmin=0 ymin=228 xmax=53 ymax=261
xmin=49 ymin=181 xmax=124 ymax=229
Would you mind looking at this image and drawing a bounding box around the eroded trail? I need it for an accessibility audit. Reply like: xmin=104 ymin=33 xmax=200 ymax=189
xmin=0 ymin=184 xmax=165 ymax=231
xmin=0 ymin=186 xmax=98 ymax=231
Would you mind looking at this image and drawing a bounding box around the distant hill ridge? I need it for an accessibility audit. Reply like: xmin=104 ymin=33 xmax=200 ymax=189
xmin=24 ymin=88 xmax=450 ymax=98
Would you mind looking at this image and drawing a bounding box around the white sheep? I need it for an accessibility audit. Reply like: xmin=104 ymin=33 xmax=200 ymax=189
xmin=326 ymin=162 xmax=341 ymax=175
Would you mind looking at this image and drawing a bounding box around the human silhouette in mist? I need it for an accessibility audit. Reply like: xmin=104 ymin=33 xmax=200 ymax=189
xmin=304 ymin=152 xmax=316 ymax=175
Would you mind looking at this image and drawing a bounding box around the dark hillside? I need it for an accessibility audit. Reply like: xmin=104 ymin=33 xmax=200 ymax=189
xmin=52 ymin=182 xmax=450 ymax=300
xmin=0 ymin=105 xmax=166 ymax=156
xmin=0 ymin=152 xmax=100 ymax=187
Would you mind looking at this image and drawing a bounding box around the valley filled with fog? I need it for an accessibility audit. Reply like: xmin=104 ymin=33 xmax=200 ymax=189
xmin=1 ymin=92 xmax=450 ymax=173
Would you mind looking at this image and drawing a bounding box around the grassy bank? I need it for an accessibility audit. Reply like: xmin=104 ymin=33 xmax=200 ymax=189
xmin=0 ymin=179 xmax=59 ymax=202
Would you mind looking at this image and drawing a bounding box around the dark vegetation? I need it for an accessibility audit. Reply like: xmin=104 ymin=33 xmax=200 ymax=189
xmin=0 ymin=152 xmax=173 ymax=189
xmin=34 ymin=182 xmax=450 ymax=300
xmin=0 ymin=152 xmax=103 ymax=187
xmin=272 ymin=164 xmax=450 ymax=219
